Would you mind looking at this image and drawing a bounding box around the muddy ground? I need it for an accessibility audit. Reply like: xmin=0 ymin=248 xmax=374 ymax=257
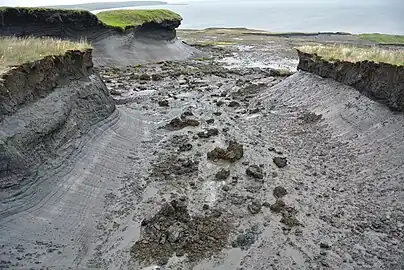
xmin=0 ymin=30 xmax=403 ymax=270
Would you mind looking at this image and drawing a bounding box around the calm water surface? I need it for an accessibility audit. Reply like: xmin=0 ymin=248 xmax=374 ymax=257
xmin=93 ymin=0 xmax=404 ymax=34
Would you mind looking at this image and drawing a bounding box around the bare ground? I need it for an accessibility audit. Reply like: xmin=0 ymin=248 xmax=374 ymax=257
xmin=0 ymin=30 xmax=403 ymax=269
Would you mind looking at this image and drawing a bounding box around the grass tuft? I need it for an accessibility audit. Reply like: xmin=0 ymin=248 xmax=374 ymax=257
xmin=96 ymin=9 xmax=182 ymax=28
xmin=358 ymin=33 xmax=404 ymax=45
xmin=298 ymin=44 xmax=404 ymax=66
xmin=0 ymin=37 xmax=91 ymax=74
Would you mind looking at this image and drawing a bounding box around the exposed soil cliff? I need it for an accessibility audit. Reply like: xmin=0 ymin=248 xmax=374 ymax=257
xmin=0 ymin=50 xmax=115 ymax=194
xmin=297 ymin=49 xmax=404 ymax=111
xmin=0 ymin=8 xmax=200 ymax=66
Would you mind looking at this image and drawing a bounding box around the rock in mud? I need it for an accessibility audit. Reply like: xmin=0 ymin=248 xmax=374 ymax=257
xmin=216 ymin=100 xmax=225 ymax=106
xmin=131 ymin=200 xmax=231 ymax=265
xmin=215 ymin=168 xmax=231 ymax=180
xmin=246 ymin=165 xmax=264 ymax=179
xmin=299 ymin=112 xmax=322 ymax=123
xmin=273 ymin=157 xmax=288 ymax=168
xmin=206 ymin=118 xmax=215 ymax=124
xmin=273 ymin=186 xmax=287 ymax=198
xmin=197 ymin=128 xmax=219 ymax=138
xmin=151 ymin=73 xmax=163 ymax=81
xmin=248 ymin=200 xmax=262 ymax=214
xmin=179 ymin=143 xmax=193 ymax=152
xmin=228 ymin=101 xmax=241 ymax=107
xmin=231 ymin=224 xmax=262 ymax=250
xmin=139 ymin=73 xmax=151 ymax=81
xmin=164 ymin=117 xmax=200 ymax=130
xmin=213 ymin=111 xmax=222 ymax=116
xmin=181 ymin=107 xmax=194 ymax=118
xmin=269 ymin=200 xmax=287 ymax=213
xmin=207 ymin=141 xmax=244 ymax=162
xmin=280 ymin=212 xmax=301 ymax=227
xmin=158 ymin=99 xmax=169 ymax=107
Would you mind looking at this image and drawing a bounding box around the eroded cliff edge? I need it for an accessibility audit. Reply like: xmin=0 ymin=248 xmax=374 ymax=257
xmin=0 ymin=50 xmax=115 ymax=196
xmin=0 ymin=8 xmax=200 ymax=66
xmin=297 ymin=49 xmax=404 ymax=111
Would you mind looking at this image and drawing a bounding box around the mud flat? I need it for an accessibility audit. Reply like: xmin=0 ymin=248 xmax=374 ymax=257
xmin=0 ymin=17 xmax=404 ymax=270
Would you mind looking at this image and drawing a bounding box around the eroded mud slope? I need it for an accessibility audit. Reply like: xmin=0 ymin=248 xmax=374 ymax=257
xmin=1 ymin=44 xmax=403 ymax=269
xmin=0 ymin=8 xmax=201 ymax=66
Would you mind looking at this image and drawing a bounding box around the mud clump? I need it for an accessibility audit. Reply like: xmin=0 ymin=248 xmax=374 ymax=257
xmin=197 ymin=128 xmax=219 ymax=139
xmin=246 ymin=165 xmax=264 ymax=179
xmin=152 ymin=155 xmax=199 ymax=180
xmin=269 ymin=200 xmax=287 ymax=213
xmin=299 ymin=112 xmax=322 ymax=123
xmin=158 ymin=99 xmax=169 ymax=107
xmin=273 ymin=186 xmax=287 ymax=198
xmin=164 ymin=117 xmax=200 ymax=130
xmin=280 ymin=212 xmax=301 ymax=227
xmin=273 ymin=157 xmax=288 ymax=168
xmin=131 ymin=199 xmax=231 ymax=265
xmin=207 ymin=141 xmax=244 ymax=162
xmin=248 ymin=200 xmax=262 ymax=214
xmin=231 ymin=224 xmax=262 ymax=250
xmin=215 ymin=168 xmax=230 ymax=180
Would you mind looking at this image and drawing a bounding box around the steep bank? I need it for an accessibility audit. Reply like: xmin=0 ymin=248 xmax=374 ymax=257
xmin=297 ymin=49 xmax=404 ymax=111
xmin=0 ymin=7 xmax=200 ymax=66
xmin=0 ymin=49 xmax=115 ymax=199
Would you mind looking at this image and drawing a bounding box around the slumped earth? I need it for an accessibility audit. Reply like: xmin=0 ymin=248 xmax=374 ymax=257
xmin=1 ymin=33 xmax=403 ymax=269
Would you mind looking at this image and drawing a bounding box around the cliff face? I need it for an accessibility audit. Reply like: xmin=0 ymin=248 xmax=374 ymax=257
xmin=0 ymin=50 xmax=115 ymax=191
xmin=0 ymin=8 xmax=199 ymax=66
xmin=297 ymin=50 xmax=404 ymax=111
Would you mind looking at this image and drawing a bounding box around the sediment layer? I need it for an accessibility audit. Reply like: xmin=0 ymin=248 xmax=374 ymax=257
xmin=297 ymin=49 xmax=404 ymax=111
xmin=0 ymin=50 xmax=115 ymax=192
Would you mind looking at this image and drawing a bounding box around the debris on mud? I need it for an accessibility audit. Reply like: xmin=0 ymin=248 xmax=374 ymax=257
xmin=152 ymin=154 xmax=199 ymax=180
xmin=139 ymin=73 xmax=151 ymax=81
xmin=273 ymin=157 xmax=288 ymax=168
xmin=299 ymin=112 xmax=323 ymax=123
xmin=215 ymin=168 xmax=231 ymax=180
xmin=197 ymin=128 xmax=219 ymax=138
xmin=228 ymin=100 xmax=241 ymax=107
xmin=280 ymin=212 xmax=301 ymax=227
xmin=131 ymin=199 xmax=231 ymax=265
xmin=164 ymin=117 xmax=200 ymax=130
xmin=246 ymin=165 xmax=264 ymax=179
xmin=158 ymin=99 xmax=169 ymax=107
xmin=269 ymin=200 xmax=287 ymax=213
xmin=273 ymin=186 xmax=288 ymax=198
xmin=231 ymin=224 xmax=262 ymax=250
xmin=248 ymin=200 xmax=262 ymax=214
xmin=207 ymin=141 xmax=244 ymax=162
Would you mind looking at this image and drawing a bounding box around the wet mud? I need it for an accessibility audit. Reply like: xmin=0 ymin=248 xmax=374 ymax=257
xmin=0 ymin=32 xmax=403 ymax=270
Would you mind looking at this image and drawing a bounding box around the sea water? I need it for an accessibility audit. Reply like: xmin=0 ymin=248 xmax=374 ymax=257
xmin=93 ymin=0 xmax=404 ymax=35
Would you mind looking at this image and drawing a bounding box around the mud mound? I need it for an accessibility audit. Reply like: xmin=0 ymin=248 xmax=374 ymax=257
xmin=297 ymin=49 xmax=404 ymax=111
xmin=131 ymin=199 xmax=231 ymax=266
xmin=0 ymin=7 xmax=202 ymax=66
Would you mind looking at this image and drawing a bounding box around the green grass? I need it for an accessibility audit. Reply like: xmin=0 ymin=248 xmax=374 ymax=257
xmin=0 ymin=6 xmax=88 ymax=14
xmin=96 ymin=9 xmax=182 ymax=28
xmin=298 ymin=44 xmax=404 ymax=66
xmin=0 ymin=36 xmax=91 ymax=74
xmin=358 ymin=33 xmax=404 ymax=44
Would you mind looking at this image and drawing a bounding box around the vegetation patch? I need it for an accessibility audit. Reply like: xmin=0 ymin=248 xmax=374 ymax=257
xmin=96 ymin=9 xmax=182 ymax=28
xmin=0 ymin=37 xmax=91 ymax=73
xmin=358 ymin=33 xmax=404 ymax=45
xmin=298 ymin=44 xmax=404 ymax=66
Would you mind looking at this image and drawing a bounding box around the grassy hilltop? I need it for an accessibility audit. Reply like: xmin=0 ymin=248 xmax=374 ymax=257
xmin=298 ymin=44 xmax=404 ymax=66
xmin=96 ymin=9 xmax=182 ymax=28
xmin=0 ymin=37 xmax=91 ymax=73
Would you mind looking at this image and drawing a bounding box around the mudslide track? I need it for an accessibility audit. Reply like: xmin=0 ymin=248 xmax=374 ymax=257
xmin=1 ymin=54 xmax=403 ymax=269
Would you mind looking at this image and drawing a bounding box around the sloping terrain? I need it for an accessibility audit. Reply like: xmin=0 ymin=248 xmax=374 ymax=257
xmin=1 ymin=37 xmax=403 ymax=269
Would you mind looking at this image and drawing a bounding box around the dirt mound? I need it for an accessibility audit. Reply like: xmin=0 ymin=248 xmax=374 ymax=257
xmin=0 ymin=7 xmax=202 ymax=66
xmin=131 ymin=199 xmax=231 ymax=266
